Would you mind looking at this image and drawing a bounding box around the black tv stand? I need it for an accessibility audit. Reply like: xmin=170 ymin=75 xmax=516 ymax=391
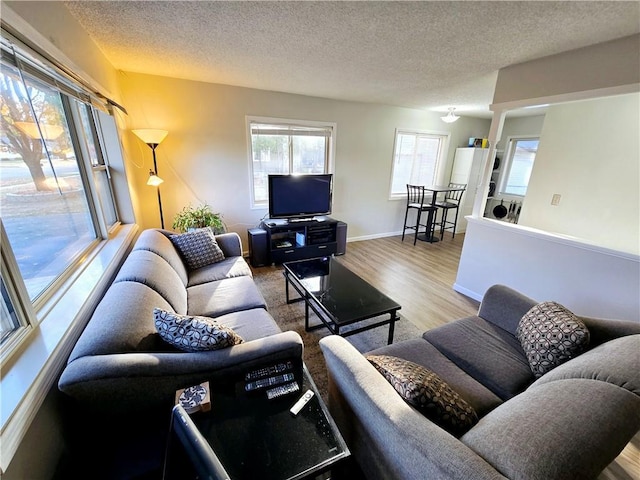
xmin=251 ymin=217 xmax=347 ymax=265
xmin=288 ymin=217 xmax=315 ymax=223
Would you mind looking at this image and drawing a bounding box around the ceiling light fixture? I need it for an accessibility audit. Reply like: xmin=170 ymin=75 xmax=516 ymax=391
xmin=441 ymin=107 xmax=460 ymax=124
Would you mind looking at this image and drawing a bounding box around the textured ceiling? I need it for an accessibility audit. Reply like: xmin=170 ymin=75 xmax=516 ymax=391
xmin=63 ymin=1 xmax=640 ymax=117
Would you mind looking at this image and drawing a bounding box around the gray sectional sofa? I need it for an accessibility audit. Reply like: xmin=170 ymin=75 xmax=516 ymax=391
xmin=320 ymin=284 xmax=640 ymax=480
xmin=58 ymin=228 xmax=303 ymax=413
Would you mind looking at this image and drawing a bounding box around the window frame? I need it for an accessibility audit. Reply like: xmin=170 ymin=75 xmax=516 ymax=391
xmin=389 ymin=128 xmax=450 ymax=200
xmin=499 ymin=136 xmax=540 ymax=197
xmin=247 ymin=116 xmax=336 ymax=209
xmin=0 ymin=18 xmax=134 ymax=473
xmin=0 ymin=35 xmax=121 ymax=361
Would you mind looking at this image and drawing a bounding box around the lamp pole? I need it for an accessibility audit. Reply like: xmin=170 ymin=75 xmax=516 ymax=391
xmin=149 ymin=143 xmax=164 ymax=229
xmin=132 ymin=129 xmax=168 ymax=230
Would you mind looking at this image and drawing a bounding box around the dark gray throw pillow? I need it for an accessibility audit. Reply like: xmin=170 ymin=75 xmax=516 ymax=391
xmin=169 ymin=227 xmax=225 ymax=270
xmin=516 ymin=301 xmax=590 ymax=378
xmin=154 ymin=308 xmax=243 ymax=352
xmin=366 ymin=354 xmax=478 ymax=435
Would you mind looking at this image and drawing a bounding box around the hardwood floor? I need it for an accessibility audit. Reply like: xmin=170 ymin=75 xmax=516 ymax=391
xmin=337 ymin=232 xmax=479 ymax=331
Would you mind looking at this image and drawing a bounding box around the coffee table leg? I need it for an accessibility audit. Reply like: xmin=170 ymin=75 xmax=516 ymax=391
xmin=285 ymin=273 xmax=290 ymax=304
xmin=305 ymin=294 xmax=310 ymax=331
xmin=387 ymin=312 xmax=397 ymax=344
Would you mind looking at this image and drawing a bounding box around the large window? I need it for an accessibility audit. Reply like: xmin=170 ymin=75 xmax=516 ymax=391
xmin=249 ymin=119 xmax=334 ymax=207
xmin=501 ymin=137 xmax=539 ymax=196
xmin=0 ymin=37 xmax=120 ymax=356
xmin=390 ymin=130 xmax=448 ymax=197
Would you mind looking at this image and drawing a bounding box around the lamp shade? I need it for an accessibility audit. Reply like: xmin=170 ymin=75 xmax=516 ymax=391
xmin=441 ymin=108 xmax=460 ymax=124
xmin=133 ymin=129 xmax=168 ymax=145
xmin=147 ymin=170 xmax=164 ymax=186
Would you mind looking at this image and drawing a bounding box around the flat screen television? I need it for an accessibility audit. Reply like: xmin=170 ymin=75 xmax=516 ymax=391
xmin=268 ymin=174 xmax=333 ymax=220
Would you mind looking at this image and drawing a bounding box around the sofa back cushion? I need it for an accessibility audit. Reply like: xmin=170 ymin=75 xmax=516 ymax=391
xmin=114 ymin=249 xmax=188 ymax=314
xmin=132 ymin=229 xmax=189 ymax=286
xmin=423 ymin=317 xmax=533 ymax=400
xmin=68 ymin=281 xmax=177 ymax=362
xmin=461 ymin=378 xmax=640 ymax=480
xmin=478 ymin=284 xmax=537 ymax=336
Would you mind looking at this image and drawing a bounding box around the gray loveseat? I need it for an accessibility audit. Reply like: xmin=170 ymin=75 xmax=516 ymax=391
xmin=59 ymin=228 xmax=303 ymax=413
xmin=320 ymin=284 xmax=640 ymax=480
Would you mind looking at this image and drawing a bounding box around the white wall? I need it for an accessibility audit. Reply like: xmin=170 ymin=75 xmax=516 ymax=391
xmin=457 ymin=36 xmax=640 ymax=319
xmin=493 ymin=34 xmax=640 ymax=105
xmin=118 ymin=72 xmax=490 ymax=244
xmin=455 ymin=218 xmax=640 ymax=321
xmin=495 ymin=114 xmax=546 ymax=152
xmin=519 ymin=93 xmax=639 ymax=254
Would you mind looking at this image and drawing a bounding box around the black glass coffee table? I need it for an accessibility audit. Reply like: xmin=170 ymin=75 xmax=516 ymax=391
xmin=283 ymin=257 xmax=401 ymax=344
xmin=164 ymin=364 xmax=349 ymax=480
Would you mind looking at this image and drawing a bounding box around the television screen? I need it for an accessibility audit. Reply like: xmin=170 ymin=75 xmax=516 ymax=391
xmin=268 ymin=174 xmax=333 ymax=219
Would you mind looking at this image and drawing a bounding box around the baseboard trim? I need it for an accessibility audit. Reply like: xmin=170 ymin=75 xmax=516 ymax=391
xmin=452 ymin=283 xmax=483 ymax=302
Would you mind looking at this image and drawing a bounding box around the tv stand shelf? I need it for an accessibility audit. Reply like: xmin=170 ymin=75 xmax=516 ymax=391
xmin=256 ymin=217 xmax=346 ymax=265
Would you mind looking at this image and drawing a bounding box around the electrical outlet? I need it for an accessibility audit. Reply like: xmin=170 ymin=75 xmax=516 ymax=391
xmin=551 ymin=194 xmax=561 ymax=206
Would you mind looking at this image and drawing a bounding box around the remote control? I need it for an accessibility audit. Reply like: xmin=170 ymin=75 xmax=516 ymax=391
xmin=266 ymin=381 xmax=300 ymax=400
xmin=290 ymin=390 xmax=314 ymax=416
xmin=244 ymin=361 xmax=294 ymax=381
xmin=245 ymin=372 xmax=295 ymax=392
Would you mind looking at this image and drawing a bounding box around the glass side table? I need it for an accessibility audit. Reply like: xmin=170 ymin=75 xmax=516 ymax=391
xmin=164 ymin=363 xmax=350 ymax=480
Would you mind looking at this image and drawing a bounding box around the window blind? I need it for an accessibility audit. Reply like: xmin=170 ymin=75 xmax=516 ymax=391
xmin=250 ymin=123 xmax=332 ymax=137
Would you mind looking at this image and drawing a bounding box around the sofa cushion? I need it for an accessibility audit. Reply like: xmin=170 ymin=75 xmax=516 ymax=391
xmin=187 ymin=256 xmax=253 ymax=287
xmin=114 ymin=249 xmax=188 ymax=314
xmin=170 ymin=228 xmax=225 ymax=270
xmin=461 ymin=379 xmax=640 ymax=480
xmin=215 ymin=308 xmax=283 ymax=342
xmin=367 ymin=354 xmax=478 ymax=435
xmin=154 ymin=308 xmax=243 ymax=352
xmin=423 ymin=317 xmax=534 ymax=400
xmin=516 ymin=301 xmax=590 ymax=378
xmin=529 ymin=334 xmax=640 ymax=395
xmin=68 ymin=282 xmax=177 ymax=362
xmin=367 ymin=338 xmax=502 ymax=417
xmin=187 ymin=276 xmax=267 ymax=317
xmin=132 ymin=229 xmax=189 ymax=286
xmin=478 ymin=284 xmax=537 ymax=336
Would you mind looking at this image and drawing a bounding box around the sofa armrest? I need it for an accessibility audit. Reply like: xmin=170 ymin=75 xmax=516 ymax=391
xmin=319 ymin=336 xmax=506 ymax=480
xmin=59 ymin=331 xmax=303 ymax=413
xmin=579 ymin=316 xmax=640 ymax=347
xmin=215 ymin=232 xmax=242 ymax=257
xmin=477 ymin=284 xmax=537 ymax=335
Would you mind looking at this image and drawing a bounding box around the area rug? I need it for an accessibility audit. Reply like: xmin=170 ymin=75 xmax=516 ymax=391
xmin=252 ymin=265 xmax=423 ymax=401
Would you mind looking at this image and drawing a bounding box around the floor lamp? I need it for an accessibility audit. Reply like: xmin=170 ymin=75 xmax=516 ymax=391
xmin=132 ymin=129 xmax=169 ymax=228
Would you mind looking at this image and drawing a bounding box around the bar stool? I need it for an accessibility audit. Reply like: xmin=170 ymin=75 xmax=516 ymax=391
xmin=435 ymin=183 xmax=466 ymax=240
xmin=402 ymin=185 xmax=437 ymax=245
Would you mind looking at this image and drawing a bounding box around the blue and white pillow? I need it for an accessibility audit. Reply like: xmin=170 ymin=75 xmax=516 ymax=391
xmin=154 ymin=308 xmax=243 ymax=352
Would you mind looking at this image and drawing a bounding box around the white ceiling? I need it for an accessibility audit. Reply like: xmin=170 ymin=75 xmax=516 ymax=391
xmin=63 ymin=1 xmax=640 ymax=118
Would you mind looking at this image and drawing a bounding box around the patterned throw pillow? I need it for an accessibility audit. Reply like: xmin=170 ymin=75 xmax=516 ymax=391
xmin=516 ymin=301 xmax=590 ymax=378
xmin=154 ymin=308 xmax=243 ymax=352
xmin=169 ymin=227 xmax=225 ymax=270
xmin=366 ymin=354 xmax=478 ymax=435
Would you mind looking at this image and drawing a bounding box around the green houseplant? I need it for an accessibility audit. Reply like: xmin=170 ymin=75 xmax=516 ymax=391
xmin=172 ymin=204 xmax=226 ymax=234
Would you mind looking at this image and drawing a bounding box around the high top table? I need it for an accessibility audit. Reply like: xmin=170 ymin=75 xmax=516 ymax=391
xmin=417 ymin=184 xmax=466 ymax=243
